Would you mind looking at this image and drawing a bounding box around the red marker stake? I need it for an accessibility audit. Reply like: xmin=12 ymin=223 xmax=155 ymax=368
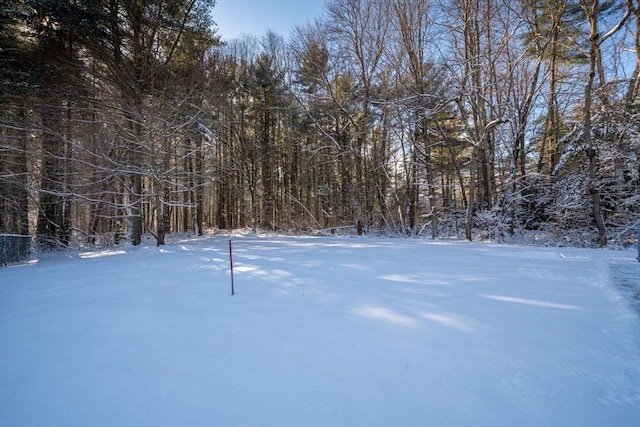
xmin=228 ymin=239 xmax=235 ymax=296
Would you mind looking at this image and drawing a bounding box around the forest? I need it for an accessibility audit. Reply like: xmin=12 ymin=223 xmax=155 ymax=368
xmin=1 ymin=0 xmax=638 ymax=249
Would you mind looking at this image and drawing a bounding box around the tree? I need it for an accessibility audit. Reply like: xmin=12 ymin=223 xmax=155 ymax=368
xmin=627 ymin=0 xmax=640 ymax=106
xmin=579 ymin=0 xmax=631 ymax=247
xmin=11 ymin=0 xmax=94 ymax=248
xmin=0 ymin=0 xmax=32 ymax=236
xmin=443 ymin=0 xmax=506 ymax=240
xmin=1 ymin=0 xmax=636 ymax=248
xmin=327 ymin=0 xmax=391 ymax=233
xmin=523 ymin=0 xmax=586 ymax=176
xmin=93 ymin=0 xmax=217 ymax=245
xmin=390 ymin=0 xmax=451 ymax=238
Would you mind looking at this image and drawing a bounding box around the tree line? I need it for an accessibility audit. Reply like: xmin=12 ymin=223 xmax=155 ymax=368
xmin=1 ymin=0 xmax=638 ymax=249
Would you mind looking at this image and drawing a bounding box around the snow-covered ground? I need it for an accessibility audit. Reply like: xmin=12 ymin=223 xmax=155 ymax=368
xmin=1 ymin=235 xmax=639 ymax=427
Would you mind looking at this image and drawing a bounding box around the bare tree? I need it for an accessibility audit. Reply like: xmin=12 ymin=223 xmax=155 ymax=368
xmin=390 ymin=0 xmax=451 ymax=238
xmin=327 ymin=0 xmax=391 ymax=233
xmin=578 ymin=0 xmax=631 ymax=247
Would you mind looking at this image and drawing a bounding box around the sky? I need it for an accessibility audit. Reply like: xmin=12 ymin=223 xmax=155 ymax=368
xmin=212 ymin=0 xmax=327 ymax=41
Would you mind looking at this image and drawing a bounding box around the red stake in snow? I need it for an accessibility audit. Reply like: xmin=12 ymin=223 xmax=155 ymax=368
xmin=228 ymin=239 xmax=235 ymax=296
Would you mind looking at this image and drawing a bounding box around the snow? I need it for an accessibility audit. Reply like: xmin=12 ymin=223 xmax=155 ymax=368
xmin=1 ymin=235 xmax=639 ymax=427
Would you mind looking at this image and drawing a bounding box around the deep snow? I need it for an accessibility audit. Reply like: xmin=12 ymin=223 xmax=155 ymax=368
xmin=1 ymin=235 xmax=639 ymax=427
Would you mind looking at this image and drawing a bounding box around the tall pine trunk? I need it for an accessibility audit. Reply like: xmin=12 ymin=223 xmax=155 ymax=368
xmin=582 ymin=0 xmax=607 ymax=247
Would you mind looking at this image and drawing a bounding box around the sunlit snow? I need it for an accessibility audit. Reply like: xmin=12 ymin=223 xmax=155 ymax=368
xmin=1 ymin=235 xmax=638 ymax=427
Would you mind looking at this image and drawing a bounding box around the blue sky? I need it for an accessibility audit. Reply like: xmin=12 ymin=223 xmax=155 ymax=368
xmin=213 ymin=0 xmax=327 ymax=40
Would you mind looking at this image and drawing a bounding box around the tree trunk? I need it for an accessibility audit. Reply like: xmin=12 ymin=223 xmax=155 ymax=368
xmin=0 ymin=103 xmax=30 ymax=235
xmin=195 ymin=136 xmax=205 ymax=235
xmin=626 ymin=0 xmax=640 ymax=106
xmin=464 ymin=148 xmax=476 ymax=241
xmin=37 ymin=102 xmax=70 ymax=248
xmin=582 ymin=0 xmax=607 ymax=247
